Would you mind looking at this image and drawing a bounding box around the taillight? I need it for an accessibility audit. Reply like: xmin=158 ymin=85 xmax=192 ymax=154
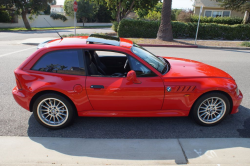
xmin=16 ymin=78 xmax=22 ymax=90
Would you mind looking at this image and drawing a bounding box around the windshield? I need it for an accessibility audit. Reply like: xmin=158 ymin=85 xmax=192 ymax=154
xmin=131 ymin=44 xmax=168 ymax=74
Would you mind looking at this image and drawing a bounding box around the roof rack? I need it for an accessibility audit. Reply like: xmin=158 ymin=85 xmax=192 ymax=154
xmin=86 ymin=34 xmax=120 ymax=46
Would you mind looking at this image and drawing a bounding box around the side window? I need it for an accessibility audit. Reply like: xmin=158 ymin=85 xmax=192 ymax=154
xmin=128 ymin=56 xmax=157 ymax=77
xmin=32 ymin=49 xmax=85 ymax=75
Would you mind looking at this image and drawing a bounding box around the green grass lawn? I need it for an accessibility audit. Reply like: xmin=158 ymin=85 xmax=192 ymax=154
xmin=0 ymin=26 xmax=111 ymax=31
xmin=241 ymin=41 xmax=250 ymax=47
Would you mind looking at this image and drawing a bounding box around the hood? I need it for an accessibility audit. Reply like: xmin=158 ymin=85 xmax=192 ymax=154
xmin=163 ymin=57 xmax=233 ymax=79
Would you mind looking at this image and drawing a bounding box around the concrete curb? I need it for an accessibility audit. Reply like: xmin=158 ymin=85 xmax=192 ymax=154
xmin=0 ymin=27 xmax=112 ymax=32
xmin=138 ymin=44 xmax=198 ymax=48
xmin=198 ymin=45 xmax=250 ymax=50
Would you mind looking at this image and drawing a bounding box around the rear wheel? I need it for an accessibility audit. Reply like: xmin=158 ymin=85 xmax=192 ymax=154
xmin=33 ymin=93 xmax=75 ymax=129
xmin=191 ymin=92 xmax=230 ymax=126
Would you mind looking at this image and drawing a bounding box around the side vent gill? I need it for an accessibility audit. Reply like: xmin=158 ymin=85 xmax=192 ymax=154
xmin=176 ymin=86 xmax=196 ymax=92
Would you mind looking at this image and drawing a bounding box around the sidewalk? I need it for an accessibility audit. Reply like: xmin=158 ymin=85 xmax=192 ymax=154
xmin=0 ymin=136 xmax=249 ymax=165
xmin=21 ymin=37 xmax=250 ymax=50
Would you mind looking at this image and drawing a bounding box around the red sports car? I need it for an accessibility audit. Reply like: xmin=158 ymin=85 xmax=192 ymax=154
xmin=12 ymin=34 xmax=243 ymax=129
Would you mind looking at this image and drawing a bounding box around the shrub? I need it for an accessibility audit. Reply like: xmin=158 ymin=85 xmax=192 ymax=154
xmin=117 ymin=19 xmax=250 ymax=40
xmin=241 ymin=41 xmax=250 ymax=47
xmin=50 ymin=13 xmax=68 ymax=22
xmin=190 ymin=15 xmax=243 ymax=25
xmin=172 ymin=9 xmax=182 ymax=21
xmin=144 ymin=10 xmax=161 ymax=21
xmin=111 ymin=21 xmax=119 ymax=32
xmin=0 ymin=10 xmax=11 ymax=23
xmin=177 ymin=11 xmax=191 ymax=22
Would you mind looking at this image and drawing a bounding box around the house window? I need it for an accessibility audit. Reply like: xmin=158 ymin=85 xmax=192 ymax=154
xmin=204 ymin=10 xmax=231 ymax=17
xmin=223 ymin=11 xmax=230 ymax=17
xmin=212 ymin=11 xmax=222 ymax=17
xmin=205 ymin=11 xmax=212 ymax=17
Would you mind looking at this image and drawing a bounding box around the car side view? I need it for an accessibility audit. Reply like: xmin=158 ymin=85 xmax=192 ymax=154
xmin=12 ymin=34 xmax=243 ymax=129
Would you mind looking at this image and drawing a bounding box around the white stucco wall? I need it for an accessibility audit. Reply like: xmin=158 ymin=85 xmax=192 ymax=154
xmin=0 ymin=15 xmax=112 ymax=28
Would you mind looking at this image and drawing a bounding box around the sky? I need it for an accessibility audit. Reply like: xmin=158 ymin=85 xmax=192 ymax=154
xmin=57 ymin=0 xmax=194 ymax=9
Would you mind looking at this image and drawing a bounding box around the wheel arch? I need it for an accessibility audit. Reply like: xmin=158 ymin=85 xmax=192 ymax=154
xmin=29 ymin=90 xmax=77 ymax=114
xmin=190 ymin=90 xmax=233 ymax=115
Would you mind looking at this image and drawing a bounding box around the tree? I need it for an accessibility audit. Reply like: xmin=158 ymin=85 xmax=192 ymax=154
xmin=94 ymin=5 xmax=113 ymax=22
xmin=64 ymin=0 xmax=98 ymax=26
xmin=95 ymin=0 xmax=158 ymax=22
xmin=50 ymin=0 xmax=57 ymax=5
xmin=157 ymin=0 xmax=173 ymax=41
xmin=216 ymin=0 xmax=250 ymax=24
xmin=43 ymin=4 xmax=51 ymax=15
xmin=0 ymin=0 xmax=52 ymax=30
xmin=135 ymin=2 xmax=162 ymax=19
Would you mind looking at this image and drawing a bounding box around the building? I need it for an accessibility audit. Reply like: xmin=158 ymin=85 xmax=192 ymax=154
xmin=193 ymin=0 xmax=244 ymax=18
xmin=50 ymin=5 xmax=65 ymax=15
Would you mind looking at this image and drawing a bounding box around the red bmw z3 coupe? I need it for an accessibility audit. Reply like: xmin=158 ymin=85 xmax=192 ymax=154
xmin=12 ymin=34 xmax=243 ymax=129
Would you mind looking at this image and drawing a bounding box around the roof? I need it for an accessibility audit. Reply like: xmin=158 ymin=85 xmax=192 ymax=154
xmin=40 ymin=34 xmax=133 ymax=49
xmin=194 ymin=0 xmax=222 ymax=8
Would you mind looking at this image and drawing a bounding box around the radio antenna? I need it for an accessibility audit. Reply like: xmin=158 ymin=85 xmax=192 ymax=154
xmin=44 ymin=18 xmax=63 ymax=39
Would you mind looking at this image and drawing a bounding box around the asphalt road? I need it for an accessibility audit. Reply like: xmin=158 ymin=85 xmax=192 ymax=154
xmin=0 ymin=38 xmax=249 ymax=138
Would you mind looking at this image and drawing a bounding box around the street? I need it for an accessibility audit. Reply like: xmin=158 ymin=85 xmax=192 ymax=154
xmin=0 ymin=31 xmax=249 ymax=139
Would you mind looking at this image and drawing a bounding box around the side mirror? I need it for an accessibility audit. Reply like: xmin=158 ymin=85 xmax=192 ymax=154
xmin=127 ymin=70 xmax=141 ymax=84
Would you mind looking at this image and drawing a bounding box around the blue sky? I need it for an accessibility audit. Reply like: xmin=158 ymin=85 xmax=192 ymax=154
xmin=57 ymin=0 xmax=194 ymax=9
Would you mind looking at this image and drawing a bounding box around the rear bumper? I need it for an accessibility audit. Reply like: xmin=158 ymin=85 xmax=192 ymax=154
xmin=230 ymin=90 xmax=243 ymax=114
xmin=12 ymin=86 xmax=32 ymax=111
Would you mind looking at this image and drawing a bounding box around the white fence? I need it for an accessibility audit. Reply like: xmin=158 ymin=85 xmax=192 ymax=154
xmin=0 ymin=15 xmax=112 ymax=28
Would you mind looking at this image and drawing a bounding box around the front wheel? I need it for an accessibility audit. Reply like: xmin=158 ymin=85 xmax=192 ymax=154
xmin=33 ymin=93 xmax=75 ymax=129
xmin=191 ymin=92 xmax=231 ymax=126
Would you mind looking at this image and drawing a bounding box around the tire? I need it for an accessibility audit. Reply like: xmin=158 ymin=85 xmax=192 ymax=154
xmin=33 ymin=93 xmax=76 ymax=129
xmin=191 ymin=92 xmax=230 ymax=126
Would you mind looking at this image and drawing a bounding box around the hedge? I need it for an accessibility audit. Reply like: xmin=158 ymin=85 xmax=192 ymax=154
xmin=117 ymin=19 xmax=250 ymax=40
xmin=190 ymin=15 xmax=243 ymax=25
xmin=50 ymin=13 xmax=68 ymax=22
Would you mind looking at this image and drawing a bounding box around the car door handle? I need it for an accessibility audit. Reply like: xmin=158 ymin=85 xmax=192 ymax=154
xmin=90 ymin=85 xmax=104 ymax=89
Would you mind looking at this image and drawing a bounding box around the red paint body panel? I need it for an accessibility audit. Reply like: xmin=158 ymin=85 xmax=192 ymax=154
xmin=78 ymin=109 xmax=189 ymax=117
xmin=164 ymin=57 xmax=232 ymax=79
xmin=85 ymin=76 xmax=164 ymax=111
xmin=12 ymin=36 xmax=243 ymax=119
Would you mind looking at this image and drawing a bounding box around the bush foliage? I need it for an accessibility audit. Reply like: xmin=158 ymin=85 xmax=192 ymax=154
xmin=118 ymin=19 xmax=160 ymax=38
xmin=177 ymin=11 xmax=192 ymax=22
xmin=0 ymin=10 xmax=11 ymax=23
xmin=117 ymin=19 xmax=250 ymax=40
xmin=191 ymin=15 xmax=243 ymax=25
xmin=111 ymin=21 xmax=119 ymax=32
xmin=50 ymin=13 xmax=68 ymax=22
xmin=241 ymin=41 xmax=250 ymax=47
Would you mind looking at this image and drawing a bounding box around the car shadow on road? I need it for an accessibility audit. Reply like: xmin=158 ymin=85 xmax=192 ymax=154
xmin=27 ymin=105 xmax=250 ymax=162
xmin=27 ymin=105 xmax=250 ymax=139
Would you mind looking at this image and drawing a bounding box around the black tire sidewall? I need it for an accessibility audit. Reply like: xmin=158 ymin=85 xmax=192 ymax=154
xmin=33 ymin=93 xmax=75 ymax=129
xmin=191 ymin=92 xmax=231 ymax=126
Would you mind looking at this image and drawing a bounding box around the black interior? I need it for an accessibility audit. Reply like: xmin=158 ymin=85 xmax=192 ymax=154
xmin=85 ymin=51 xmax=103 ymax=76
xmin=86 ymin=50 xmax=130 ymax=77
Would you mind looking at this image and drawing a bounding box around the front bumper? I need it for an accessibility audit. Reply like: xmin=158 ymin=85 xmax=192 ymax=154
xmin=230 ymin=90 xmax=243 ymax=114
xmin=12 ymin=86 xmax=32 ymax=111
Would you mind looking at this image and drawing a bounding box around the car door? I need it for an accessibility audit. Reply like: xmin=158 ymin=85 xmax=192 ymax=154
xmin=85 ymin=51 xmax=164 ymax=111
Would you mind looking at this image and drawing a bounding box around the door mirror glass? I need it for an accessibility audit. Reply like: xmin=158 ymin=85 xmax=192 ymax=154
xmin=127 ymin=70 xmax=141 ymax=84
